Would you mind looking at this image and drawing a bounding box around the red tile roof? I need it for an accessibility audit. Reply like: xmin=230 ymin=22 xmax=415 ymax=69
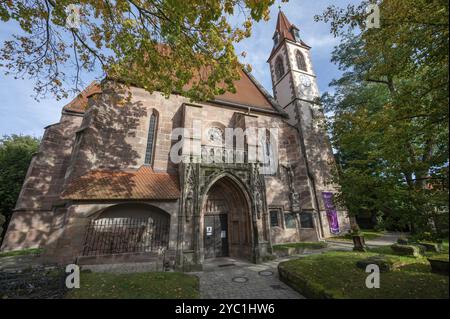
xmin=216 ymin=69 xmax=273 ymax=109
xmin=61 ymin=166 xmax=180 ymax=200
xmin=276 ymin=10 xmax=296 ymax=43
xmin=268 ymin=10 xmax=311 ymax=60
xmin=62 ymin=82 xmax=102 ymax=114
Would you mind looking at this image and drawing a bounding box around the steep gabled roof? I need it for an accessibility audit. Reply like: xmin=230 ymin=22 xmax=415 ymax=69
xmin=61 ymin=70 xmax=286 ymax=117
xmin=275 ymin=10 xmax=296 ymax=43
xmin=268 ymin=10 xmax=311 ymax=61
xmin=214 ymin=68 xmax=285 ymax=115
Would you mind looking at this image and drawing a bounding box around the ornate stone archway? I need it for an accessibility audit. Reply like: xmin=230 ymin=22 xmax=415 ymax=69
xmin=201 ymin=176 xmax=253 ymax=260
xmin=178 ymin=162 xmax=272 ymax=269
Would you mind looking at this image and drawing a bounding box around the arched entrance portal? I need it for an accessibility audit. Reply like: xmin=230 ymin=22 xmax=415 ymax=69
xmin=202 ymin=176 xmax=252 ymax=260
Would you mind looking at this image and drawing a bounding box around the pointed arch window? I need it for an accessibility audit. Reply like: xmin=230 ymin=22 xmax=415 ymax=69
xmin=260 ymin=129 xmax=278 ymax=176
xmin=296 ymin=50 xmax=307 ymax=72
xmin=144 ymin=110 xmax=158 ymax=166
xmin=275 ymin=56 xmax=285 ymax=81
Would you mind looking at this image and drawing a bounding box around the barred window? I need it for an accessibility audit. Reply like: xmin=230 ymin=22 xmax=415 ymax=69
xmin=296 ymin=50 xmax=307 ymax=72
xmin=275 ymin=56 xmax=285 ymax=81
xmin=144 ymin=111 xmax=158 ymax=165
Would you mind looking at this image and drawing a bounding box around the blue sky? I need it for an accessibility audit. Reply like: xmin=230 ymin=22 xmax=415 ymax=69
xmin=0 ymin=0 xmax=359 ymax=137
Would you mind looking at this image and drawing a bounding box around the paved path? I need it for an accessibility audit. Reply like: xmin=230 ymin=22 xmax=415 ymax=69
xmin=190 ymin=257 xmax=305 ymax=299
xmin=325 ymin=231 xmax=406 ymax=249
xmin=366 ymin=231 xmax=407 ymax=246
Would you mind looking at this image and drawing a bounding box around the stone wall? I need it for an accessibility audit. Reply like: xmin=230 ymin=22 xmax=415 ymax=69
xmin=44 ymin=201 xmax=179 ymax=265
xmin=2 ymin=79 xmax=345 ymax=258
xmin=1 ymin=112 xmax=83 ymax=251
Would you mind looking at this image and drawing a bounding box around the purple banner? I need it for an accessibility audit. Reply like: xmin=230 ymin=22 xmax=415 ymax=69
xmin=322 ymin=192 xmax=340 ymax=234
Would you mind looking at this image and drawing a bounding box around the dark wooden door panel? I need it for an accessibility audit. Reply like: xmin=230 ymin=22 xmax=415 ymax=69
xmin=204 ymin=215 xmax=215 ymax=259
xmin=204 ymin=214 xmax=229 ymax=259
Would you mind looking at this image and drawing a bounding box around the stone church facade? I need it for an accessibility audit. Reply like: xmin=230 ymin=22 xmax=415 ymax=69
xmin=1 ymin=11 xmax=350 ymax=270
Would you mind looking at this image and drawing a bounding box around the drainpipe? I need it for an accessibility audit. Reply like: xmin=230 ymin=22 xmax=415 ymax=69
xmin=293 ymin=102 xmax=325 ymax=239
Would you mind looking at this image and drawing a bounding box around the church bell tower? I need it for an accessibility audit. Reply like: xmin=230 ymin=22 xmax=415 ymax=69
xmin=267 ymin=10 xmax=342 ymax=239
xmin=267 ymin=10 xmax=320 ymax=124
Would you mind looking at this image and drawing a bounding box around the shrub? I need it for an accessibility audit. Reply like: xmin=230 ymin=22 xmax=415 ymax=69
xmin=390 ymin=244 xmax=421 ymax=257
xmin=418 ymin=242 xmax=441 ymax=253
xmin=428 ymin=256 xmax=449 ymax=275
xmin=410 ymin=231 xmax=440 ymax=242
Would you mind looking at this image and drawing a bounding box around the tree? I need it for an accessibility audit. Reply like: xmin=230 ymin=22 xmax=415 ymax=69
xmin=0 ymin=135 xmax=40 ymax=242
xmin=315 ymin=1 xmax=449 ymax=235
xmin=0 ymin=0 xmax=281 ymax=101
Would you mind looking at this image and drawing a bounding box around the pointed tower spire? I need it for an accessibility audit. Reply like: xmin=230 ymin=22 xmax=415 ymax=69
xmin=275 ymin=10 xmax=296 ymax=43
xmin=269 ymin=10 xmax=310 ymax=60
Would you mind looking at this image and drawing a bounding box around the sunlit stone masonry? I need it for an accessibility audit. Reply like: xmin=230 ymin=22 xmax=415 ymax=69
xmin=1 ymin=11 xmax=350 ymax=270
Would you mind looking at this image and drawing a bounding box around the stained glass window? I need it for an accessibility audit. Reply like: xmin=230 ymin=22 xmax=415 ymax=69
xmin=144 ymin=111 xmax=158 ymax=165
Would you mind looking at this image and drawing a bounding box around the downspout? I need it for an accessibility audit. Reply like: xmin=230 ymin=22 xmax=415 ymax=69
xmin=293 ymin=103 xmax=325 ymax=239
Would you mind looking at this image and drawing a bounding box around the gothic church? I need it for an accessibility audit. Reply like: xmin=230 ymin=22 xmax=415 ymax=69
xmin=1 ymin=11 xmax=350 ymax=269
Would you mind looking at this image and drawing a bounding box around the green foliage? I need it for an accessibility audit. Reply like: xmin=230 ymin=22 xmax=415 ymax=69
xmin=427 ymin=256 xmax=449 ymax=275
xmin=417 ymin=242 xmax=441 ymax=253
xmin=279 ymin=250 xmax=448 ymax=299
xmin=0 ymin=0 xmax=281 ymax=101
xmin=410 ymin=231 xmax=444 ymax=243
xmin=65 ymin=272 xmax=199 ymax=299
xmin=0 ymin=135 xmax=40 ymax=239
xmin=315 ymin=0 xmax=449 ymax=234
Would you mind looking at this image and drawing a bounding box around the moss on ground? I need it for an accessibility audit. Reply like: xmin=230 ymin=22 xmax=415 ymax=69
xmin=65 ymin=272 xmax=199 ymax=299
xmin=329 ymin=229 xmax=385 ymax=242
xmin=279 ymin=250 xmax=448 ymax=299
xmin=272 ymin=242 xmax=327 ymax=251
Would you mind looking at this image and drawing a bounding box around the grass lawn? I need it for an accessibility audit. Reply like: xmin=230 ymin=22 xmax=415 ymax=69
xmin=0 ymin=248 xmax=42 ymax=258
xmin=329 ymin=229 xmax=385 ymax=242
xmin=66 ymin=272 xmax=199 ymax=299
xmin=273 ymin=242 xmax=327 ymax=251
xmin=279 ymin=248 xmax=449 ymax=299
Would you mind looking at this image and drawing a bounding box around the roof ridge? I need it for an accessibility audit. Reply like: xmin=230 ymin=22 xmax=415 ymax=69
xmin=241 ymin=69 xmax=289 ymax=118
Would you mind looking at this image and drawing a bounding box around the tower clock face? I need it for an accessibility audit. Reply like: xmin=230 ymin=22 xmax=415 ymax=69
xmin=299 ymin=74 xmax=312 ymax=88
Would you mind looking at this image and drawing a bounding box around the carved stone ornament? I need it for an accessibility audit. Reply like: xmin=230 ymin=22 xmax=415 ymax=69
xmin=184 ymin=163 xmax=197 ymax=222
